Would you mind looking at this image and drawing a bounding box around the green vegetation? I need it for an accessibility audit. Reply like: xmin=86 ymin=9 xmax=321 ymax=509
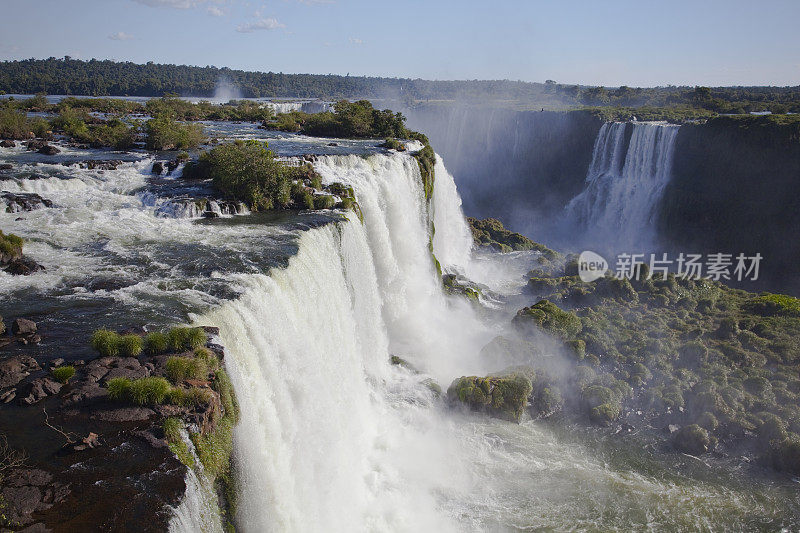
xmin=447 ymin=372 xmax=533 ymax=423
xmin=0 ymin=231 xmax=23 ymax=262
xmin=0 ymin=108 xmax=49 ymax=140
xmin=264 ymin=100 xmax=407 ymax=139
xmin=163 ymin=417 xmax=195 ymax=468
xmin=144 ymin=115 xmax=205 ymax=150
xmin=468 ymin=218 xmax=559 ymax=258
xmin=90 ymin=329 xmax=122 ymax=357
xmin=6 ymin=59 xmax=800 ymax=117
xmin=166 ymin=326 xmax=207 ymax=352
xmin=514 ymin=300 xmax=582 ymax=339
xmin=106 ymin=376 xmax=171 ymax=405
xmin=119 ymin=334 xmax=143 ymax=357
xmin=144 ymin=331 xmax=169 ymax=355
xmin=166 ymin=356 xmax=209 ymax=382
xmin=380 ymin=137 xmax=404 ymax=150
xmin=49 ymin=107 xmax=136 ymax=149
xmin=513 ymin=260 xmax=800 ymax=473
xmin=51 ymin=365 xmax=75 ymax=384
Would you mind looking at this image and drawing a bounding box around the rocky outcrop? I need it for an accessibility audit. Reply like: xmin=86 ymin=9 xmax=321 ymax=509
xmin=447 ymin=371 xmax=533 ymax=423
xmin=468 ymin=217 xmax=559 ymax=258
xmin=0 ymin=140 xmax=15 ymax=148
xmin=1 ymin=191 xmax=54 ymax=212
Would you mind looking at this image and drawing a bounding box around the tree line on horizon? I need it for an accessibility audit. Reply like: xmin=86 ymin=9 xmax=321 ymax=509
xmin=2 ymin=57 xmax=800 ymax=113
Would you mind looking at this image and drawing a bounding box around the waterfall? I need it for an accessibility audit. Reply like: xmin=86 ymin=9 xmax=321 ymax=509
xmin=565 ymin=122 xmax=679 ymax=251
xmin=198 ymin=151 xmax=496 ymax=532
xmin=431 ymin=155 xmax=474 ymax=271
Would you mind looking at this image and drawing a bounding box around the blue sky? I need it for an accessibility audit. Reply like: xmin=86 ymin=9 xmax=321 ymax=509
xmin=1 ymin=0 xmax=799 ymax=87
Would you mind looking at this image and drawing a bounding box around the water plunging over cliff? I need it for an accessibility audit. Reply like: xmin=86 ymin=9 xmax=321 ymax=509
xmin=565 ymin=122 xmax=679 ymax=251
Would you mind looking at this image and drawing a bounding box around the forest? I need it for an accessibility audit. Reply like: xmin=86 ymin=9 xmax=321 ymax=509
xmin=2 ymin=58 xmax=800 ymax=114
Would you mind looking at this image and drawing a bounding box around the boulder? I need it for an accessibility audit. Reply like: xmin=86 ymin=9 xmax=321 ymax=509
xmin=0 ymin=140 xmax=15 ymax=148
xmin=447 ymin=372 xmax=532 ymax=423
xmin=25 ymin=140 xmax=48 ymax=151
xmin=17 ymin=378 xmax=62 ymax=405
xmin=0 ymin=163 xmax=12 ymax=170
xmin=151 ymin=161 xmax=164 ymax=175
xmin=1 ymin=468 xmax=69 ymax=527
xmin=12 ymin=318 xmax=37 ymax=336
xmin=84 ymin=160 xmax=121 ymax=171
xmin=1 ymin=191 xmax=54 ymax=212
xmin=5 ymin=257 xmax=45 ymax=275
xmin=37 ymin=145 xmax=61 ymax=156
xmin=0 ymin=355 xmax=40 ymax=388
xmin=672 ymin=424 xmax=712 ymax=455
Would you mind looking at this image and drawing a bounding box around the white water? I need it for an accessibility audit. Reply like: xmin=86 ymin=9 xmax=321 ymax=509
xmin=196 ymin=149 xmax=779 ymax=532
xmin=565 ymin=122 xmax=679 ymax=251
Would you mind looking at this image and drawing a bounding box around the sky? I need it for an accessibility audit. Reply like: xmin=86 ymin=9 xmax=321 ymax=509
xmin=1 ymin=0 xmax=799 ymax=87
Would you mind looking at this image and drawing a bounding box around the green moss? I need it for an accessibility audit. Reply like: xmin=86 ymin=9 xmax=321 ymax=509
xmin=514 ymin=300 xmax=582 ymax=339
xmin=0 ymin=231 xmax=23 ymax=260
xmin=744 ymin=293 xmax=800 ymax=317
xmin=672 ymin=424 xmax=712 ymax=455
xmin=447 ymin=373 xmax=532 ymax=423
xmin=313 ymin=194 xmax=336 ymax=210
xmin=163 ymin=417 xmax=195 ymax=468
xmin=51 ymin=365 xmax=75 ymax=384
xmin=468 ymin=217 xmax=559 ymax=257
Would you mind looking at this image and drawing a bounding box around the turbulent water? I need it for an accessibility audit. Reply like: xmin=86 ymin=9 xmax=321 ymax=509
xmin=565 ymin=122 xmax=680 ymax=252
xmin=2 ymin=128 xmax=798 ymax=532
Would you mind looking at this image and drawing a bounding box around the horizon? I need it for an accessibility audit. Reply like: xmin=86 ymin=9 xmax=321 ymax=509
xmin=1 ymin=0 xmax=799 ymax=87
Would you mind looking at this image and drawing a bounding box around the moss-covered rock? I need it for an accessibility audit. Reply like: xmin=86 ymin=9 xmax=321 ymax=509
xmin=514 ymin=300 xmax=582 ymax=339
xmin=468 ymin=217 xmax=559 ymax=258
xmin=446 ymin=372 xmax=533 ymax=423
xmin=672 ymin=424 xmax=713 ymax=455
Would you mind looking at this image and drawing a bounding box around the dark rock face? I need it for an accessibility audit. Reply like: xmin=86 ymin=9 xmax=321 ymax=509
xmin=37 ymin=145 xmax=61 ymax=156
xmin=404 ymin=106 xmax=603 ymax=235
xmin=4 ymin=257 xmax=45 ymax=276
xmin=151 ymin=161 xmax=164 ymax=175
xmin=25 ymin=140 xmax=49 ymax=151
xmin=659 ymin=117 xmax=800 ymax=292
xmin=1 ymin=468 xmax=70 ymax=528
xmin=0 ymin=140 xmax=15 ymax=148
xmin=0 ymin=355 xmax=40 ymax=389
xmin=12 ymin=318 xmax=37 ymax=336
xmin=1 ymin=191 xmax=54 ymax=212
xmin=17 ymin=378 xmax=62 ymax=405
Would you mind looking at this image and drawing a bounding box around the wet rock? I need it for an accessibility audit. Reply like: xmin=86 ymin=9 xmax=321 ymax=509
xmin=5 ymin=257 xmax=46 ymax=275
xmin=133 ymin=429 xmax=168 ymax=449
xmin=102 ymin=365 xmax=150 ymax=383
xmin=91 ymin=407 xmax=155 ymax=423
xmin=201 ymin=211 xmax=220 ymax=219
xmin=12 ymin=318 xmax=38 ymax=336
xmin=0 ymin=389 xmax=16 ymax=403
xmin=201 ymin=326 xmax=220 ymax=336
xmin=62 ymin=381 xmax=107 ymax=406
xmin=152 ymin=161 xmax=164 ymax=175
xmin=1 ymin=191 xmax=53 ymax=212
xmin=0 ymin=140 xmax=15 ymax=148
xmin=166 ymin=160 xmax=179 ymax=174
xmin=17 ymin=334 xmax=42 ymax=345
xmin=84 ymin=160 xmax=121 ymax=171
xmin=18 ymin=377 xmax=62 ymax=405
xmin=0 ymin=163 xmax=13 ymax=170
xmin=37 ymin=145 xmax=61 ymax=156
xmin=25 ymin=139 xmax=48 ymax=151
xmin=50 ymin=358 xmax=64 ymax=368
xmin=1 ymin=468 xmax=69 ymax=527
xmin=447 ymin=372 xmax=533 ymax=423
xmin=66 ymin=432 xmax=101 ymax=452
xmin=0 ymin=355 xmax=40 ymax=388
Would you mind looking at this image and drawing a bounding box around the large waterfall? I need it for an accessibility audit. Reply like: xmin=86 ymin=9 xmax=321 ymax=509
xmin=565 ymin=122 xmax=679 ymax=251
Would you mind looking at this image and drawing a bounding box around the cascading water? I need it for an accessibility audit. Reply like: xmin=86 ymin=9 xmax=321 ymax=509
xmin=565 ymin=122 xmax=679 ymax=251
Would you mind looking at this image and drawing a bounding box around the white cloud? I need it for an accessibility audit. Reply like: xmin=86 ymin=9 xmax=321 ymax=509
xmin=349 ymin=37 xmax=363 ymax=45
xmin=237 ymin=17 xmax=285 ymax=32
xmin=108 ymin=32 xmax=135 ymax=41
xmin=132 ymin=0 xmax=203 ymax=7
xmin=207 ymin=5 xmax=225 ymax=16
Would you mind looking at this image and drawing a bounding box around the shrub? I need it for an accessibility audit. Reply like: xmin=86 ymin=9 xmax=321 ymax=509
xmin=145 ymin=332 xmax=169 ymax=355
xmin=200 ymin=140 xmax=290 ymax=211
xmin=0 ymin=231 xmax=23 ymax=261
xmin=166 ymin=327 xmax=204 ymax=351
xmin=672 ymin=424 xmax=712 ymax=454
xmin=91 ymin=329 xmax=121 ymax=357
xmin=106 ymin=377 xmax=131 ymax=401
xmin=51 ymin=365 xmax=75 ymax=384
xmin=166 ymin=356 xmax=208 ymax=382
xmin=185 ymin=327 xmax=207 ymax=350
xmin=144 ymin=115 xmax=205 ymax=150
xmin=127 ymin=377 xmax=171 ymax=405
xmin=313 ymin=194 xmax=336 ymax=210
xmin=119 ymin=334 xmax=143 ymax=357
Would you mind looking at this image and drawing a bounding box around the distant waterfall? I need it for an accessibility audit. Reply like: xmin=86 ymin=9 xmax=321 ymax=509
xmin=565 ymin=122 xmax=679 ymax=250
